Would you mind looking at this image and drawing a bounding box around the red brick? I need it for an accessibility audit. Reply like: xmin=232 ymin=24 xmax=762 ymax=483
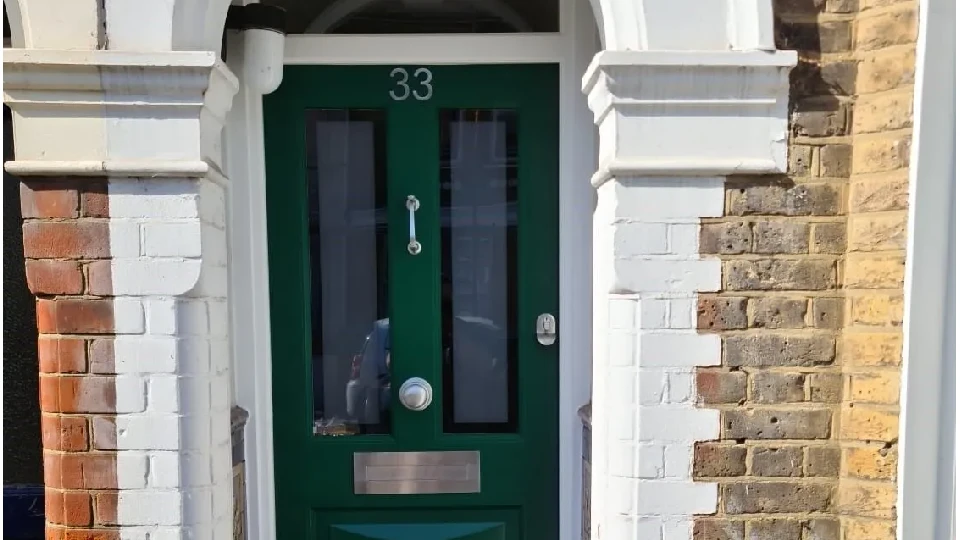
xmin=42 ymin=415 xmax=89 ymax=451
xmin=40 ymin=376 xmax=61 ymax=413
xmin=84 ymin=261 xmax=112 ymax=296
xmin=59 ymin=454 xmax=117 ymax=489
xmin=23 ymin=221 xmax=110 ymax=259
xmin=20 ymin=183 xmax=79 ymax=218
xmin=46 ymin=525 xmax=65 ymax=540
xmin=90 ymin=417 xmax=118 ymax=450
xmin=62 ymin=529 xmax=120 ymax=540
xmin=93 ymin=493 xmax=118 ymax=526
xmin=64 ymin=491 xmax=93 ymax=527
xmin=25 ymin=260 xmax=84 ymax=295
xmin=46 ymin=488 xmax=65 ymax=524
xmin=39 ymin=375 xmax=117 ymax=414
xmin=39 ymin=337 xmax=87 ymax=374
xmin=88 ymin=340 xmax=115 ymax=374
xmin=80 ymin=182 xmax=109 ymax=218
xmin=37 ymin=299 xmax=115 ymax=334
xmin=58 ymin=377 xmax=117 ymax=414
xmin=48 ymin=490 xmax=93 ymax=527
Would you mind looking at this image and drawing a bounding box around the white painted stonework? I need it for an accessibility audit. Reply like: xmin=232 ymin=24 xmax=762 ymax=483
xmin=3 ymin=0 xmax=796 ymax=538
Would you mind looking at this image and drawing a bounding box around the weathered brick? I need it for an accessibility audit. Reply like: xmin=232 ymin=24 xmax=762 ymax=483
xmin=38 ymin=337 xmax=87 ymax=374
xmin=40 ymin=375 xmax=118 ymax=414
xmin=80 ymin=182 xmax=109 ymax=218
xmin=90 ymin=416 xmax=118 ymax=450
xmin=45 ymin=452 xmax=117 ymax=489
xmin=819 ymin=144 xmax=852 ymax=178
xmin=25 ymin=260 xmax=84 ymax=296
xmin=745 ymin=519 xmax=802 ymax=539
xmin=842 ymin=519 xmax=895 ymax=540
xmin=728 ymin=183 xmax=840 ymax=216
xmin=751 ymin=446 xmax=803 ymax=477
xmin=857 ymin=9 xmax=918 ymax=51
xmin=723 ymin=482 xmax=834 ymax=513
xmin=85 ymin=261 xmax=113 ymax=296
xmin=840 ymin=406 xmax=899 ymax=441
xmin=791 ymin=102 xmax=849 ymax=137
xmin=47 ymin=489 xmax=93 ymax=527
xmin=804 ymin=519 xmax=840 ymax=540
xmin=753 ymin=222 xmax=809 ymax=254
xmin=841 ymin=332 xmax=902 ymax=367
xmin=809 ymin=372 xmax=843 ymax=403
xmin=694 ymin=519 xmax=744 ymax=540
xmin=697 ymin=370 xmax=747 ymax=404
xmin=722 ymin=409 xmax=832 ymax=439
xmin=726 ymin=259 xmax=836 ymax=291
xmin=751 ymin=372 xmax=805 ymax=404
xmin=853 ymin=90 xmax=914 ymax=134
xmin=811 ymin=297 xmax=843 ymax=329
xmin=776 ymin=21 xmax=852 ymax=53
xmin=701 ymin=222 xmax=752 ymax=254
xmin=845 ymin=256 xmax=905 ymax=289
xmin=843 ymin=445 xmax=897 ymax=479
xmin=857 ymin=47 xmax=915 ymax=94
xmin=37 ymin=299 xmax=115 ymax=335
xmin=42 ymin=415 xmax=89 ymax=451
xmin=22 ymin=221 xmax=110 ymax=259
xmin=787 ymin=145 xmax=813 ymax=176
xmin=94 ymin=492 xmax=120 ymax=526
xmin=749 ymin=297 xmax=807 ymax=329
xmin=20 ymin=182 xmax=79 ymax=219
xmin=837 ymin=480 xmax=896 ymax=518
xmin=698 ymin=296 xmax=748 ymax=330
xmin=56 ymin=527 xmax=121 ymax=540
xmin=724 ymin=334 xmax=836 ymax=367
xmin=791 ymin=60 xmax=857 ymax=97
xmin=849 ymin=294 xmax=903 ymax=326
xmin=694 ymin=443 xmax=747 ymax=477
xmin=848 ymin=214 xmax=907 ymax=252
xmin=850 ymin=174 xmax=908 ymax=212
xmin=88 ymin=340 xmax=116 ymax=375
xmin=811 ymin=223 xmax=846 ymax=255
xmin=848 ymin=372 xmax=899 ymax=404
xmin=806 ymin=446 xmax=841 ymax=477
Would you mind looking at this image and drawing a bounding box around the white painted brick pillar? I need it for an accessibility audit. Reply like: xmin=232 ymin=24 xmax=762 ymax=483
xmin=582 ymin=51 xmax=796 ymax=540
xmin=5 ymin=50 xmax=239 ymax=538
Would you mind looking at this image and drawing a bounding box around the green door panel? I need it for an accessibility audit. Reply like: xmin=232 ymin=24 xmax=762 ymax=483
xmin=265 ymin=64 xmax=559 ymax=540
xmin=330 ymin=523 xmax=504 ymax=540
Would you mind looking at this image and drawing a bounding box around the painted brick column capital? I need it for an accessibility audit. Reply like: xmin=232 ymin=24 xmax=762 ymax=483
xmin=582 ymin=50 xmax=796 ymax=185
xmin=582 ymin=50 xmax=796 ymax=540
xmin=3 ymin=49 xmax=238 ymax=178
xmin=5 ymin=49 xmax=240 ymax=539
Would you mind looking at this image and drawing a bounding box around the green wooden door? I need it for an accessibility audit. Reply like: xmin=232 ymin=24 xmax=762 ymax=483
xmin=265 ymin=64 xmax=559 ymax=540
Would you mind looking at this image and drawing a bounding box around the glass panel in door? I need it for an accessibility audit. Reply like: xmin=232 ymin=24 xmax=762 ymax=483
xmin=306 ymin=109 xmax=390 ymax=436
xmin=439 ymin=109 xmax=519 ymax=433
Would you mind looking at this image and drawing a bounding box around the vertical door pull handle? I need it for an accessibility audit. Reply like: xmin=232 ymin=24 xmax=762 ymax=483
xmin=406 ymin=195 xmax=421 ymax=255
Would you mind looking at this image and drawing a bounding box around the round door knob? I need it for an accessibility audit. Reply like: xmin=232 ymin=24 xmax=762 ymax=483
xmin=398 ymin=377 xmax=433 ymax=411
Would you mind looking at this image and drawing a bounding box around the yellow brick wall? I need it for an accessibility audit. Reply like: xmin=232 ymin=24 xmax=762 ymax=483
xmin=693 ymin=0 xmax=917 ymax=537
xmin=840 ymin=1 xmax=916 ymax=538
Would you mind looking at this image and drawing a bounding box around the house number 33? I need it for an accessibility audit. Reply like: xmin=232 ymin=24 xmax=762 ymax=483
xmin=389 ymin=67 xmax=433 ymax=101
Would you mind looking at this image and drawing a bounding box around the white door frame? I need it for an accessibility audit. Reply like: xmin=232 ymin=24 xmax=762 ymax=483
xmin=225 ymin=1 xmax=599 ymax=537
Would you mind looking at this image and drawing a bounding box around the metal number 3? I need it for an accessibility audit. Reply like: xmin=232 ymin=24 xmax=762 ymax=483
xmin=389 ymin=67 xmax=433 ymax=101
